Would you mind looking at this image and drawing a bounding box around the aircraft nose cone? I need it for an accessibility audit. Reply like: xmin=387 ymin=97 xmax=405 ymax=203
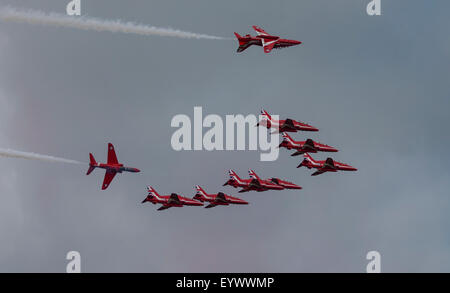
xmin=135 ymin=168 xmax=141 ymax=173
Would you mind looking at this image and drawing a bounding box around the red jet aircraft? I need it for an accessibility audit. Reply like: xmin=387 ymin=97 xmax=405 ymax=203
xmin=224 ymin=170 xmax=294 ymax=193
xmin=142 ymin=186 xmax=203 ymax=211
xmin=279 ymin=132 xmax=338 ymax=156
xmin=234 ymin=26 xmax=302 ymax=53
xmin=257 ymin=109 xmax=319 ymax=133
xmin=297 ymin=153 xmax=357 ymax=176
xmin=193 ymin=185 xmax=248 ymax=208
xmin=87 ymin=143 xmax=140 ymax=190
xmin=248 ymin=169 xmax=302 ymax=190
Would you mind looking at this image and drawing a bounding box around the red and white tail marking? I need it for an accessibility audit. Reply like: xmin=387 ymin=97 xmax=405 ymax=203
xmin=147 ymin=186 xmax=162 ymax=200
xmin=248 ymin=169 xmax=260 ymax=180
xmin=228 ymin=170 xmax=243 ymax=184
xmin=195 ymin=185 xmax=211 ymax=199
xmin=282 ymin=132 xmax=296 ymax=145
xmin=303 ymin=153 xmax=319 ymax=165
xmin=261 ymin=109 xmax=272 ymax=121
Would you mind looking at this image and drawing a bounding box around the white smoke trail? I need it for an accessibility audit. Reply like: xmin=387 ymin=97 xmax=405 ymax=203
xmin=0 ymin=148 xmax=84 ymax=165
xmin=0 ymin=7 xmax=228 ymax=40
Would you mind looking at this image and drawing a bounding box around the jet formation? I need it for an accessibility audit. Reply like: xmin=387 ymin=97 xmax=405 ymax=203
xmin=82 ymin=27 xmax=354 ymax=210
xmin=86 ymin=107 xmax=356 ymax=211
xmin=258 ymin=109 xmax=357 ymax=176
xmin=84 ymin=105 xmax=356 ymax=210
xmin=0 ymin=25 xmax=356 ymax=211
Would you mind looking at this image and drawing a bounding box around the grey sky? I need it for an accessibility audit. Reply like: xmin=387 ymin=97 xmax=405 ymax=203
xmin=0 ymin=0 xmax=449 ymax=272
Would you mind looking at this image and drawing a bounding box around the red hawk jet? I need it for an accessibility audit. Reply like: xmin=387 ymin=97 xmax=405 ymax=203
xmin=248 ymin=169 xmax=302 ymax=190
xmin=279 ymin=132 xmax=338 ymax=156
xmin=193 ymin=185 xmax=248 ymax=208
xmin=86 ymin=143 xmax=140 ymax=190
xmin=234 ymin=26 xmax=302 ymax=53
xmin=298 ymin=153 xmax=357 ymax=176
xmin=257 ymin=109 xmax=319 ymax=133
xmin=224 ymin=170 xmax=287 ymax=193
xmin=142 ymin=186 xmax=203 ymax=211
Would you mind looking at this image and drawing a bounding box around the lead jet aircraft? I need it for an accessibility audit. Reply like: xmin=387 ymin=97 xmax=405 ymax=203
xmin=279 ymin=132 xmax=338 ymax=156
xmin=224 ymin=170 xmax=284 ymax=193
xmin=297 ymin=153 xmax=357 ymax=176
xmin=142 ymin=186 xmax=203 ymax=211
xmin=234 ymin=26 xmax=302 ymax=53
xmin=86 ymin=143 xmax=140 ymax=190
xmin=193 ymin=185 xmax=248 ymax=208
xmin=257 ymin=109 xmax=319 ymax=133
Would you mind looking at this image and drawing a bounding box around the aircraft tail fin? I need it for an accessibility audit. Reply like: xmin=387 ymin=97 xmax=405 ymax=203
xmin=248 ymin=169 xmax=261 ymax=180
xmin=86 ymin=153 xmax=97 ymax=175
xmin=147 ymin=186 xmax=162 ymax=200
xmin=304 ymin=153 xmax=317 ymax=164
xmin=261 ymin=109 xmax=272 ymax=121
xmin=234 ymin=32 xmax=246 ymax=45
xmin=234 ymin=32 xmax=251 ymax=53
xmin=234 ymin=32 xmax=242 ymax=42
xmin=282 ymin=132 xmax=294 ymax=144
xmin=195 ymin=185 xmax=212 ymax=200
xmin=228 ymin=169 xmax=243 ymax=183
xmin=195 ymin=185 xmax=207 ymax=196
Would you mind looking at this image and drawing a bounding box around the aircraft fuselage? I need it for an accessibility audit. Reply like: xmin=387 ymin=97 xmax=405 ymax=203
xmin=94 ymin=163 xmax=140 ymax=173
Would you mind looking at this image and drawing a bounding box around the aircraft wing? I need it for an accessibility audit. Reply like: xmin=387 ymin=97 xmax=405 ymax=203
xmin=262 ymin=40 xmax=277 ymax=53
xmin=168 ymin=193 xmax=181 ymax=205
xmin=291 ymin=150 xmax=305 ymax=156
xmin=251 ymin=26 xmax=279 ymax=53
xmin=281 ymin=119 xmax=296 ymax=130
xmin=312 ymin=170 xmax=326 ymax=176
xmin=252 ymin=25 xmax=270 ymax=36
xmin=302 ymin=139 xmax=316 ymax=152
xmin=107 ymin=143 xmax=119 ymax=165
xmin=248 ymin=179 xmax=262 ymax=188
xmin=215 ymin=192 xmax=228 ymax=204
xmin=158 ymin=205 xmax=172 ymax=211
xmin=102 ymin=170 xmax=117 ymax=190
xmin=261 ymin=181 xmax=279 ymax=189
xmin=238 ymin=187 xmax=252 ymax=193
xmin=324 ymin=158 xmax=336 ymax=169
xmin=205 ymin=203 xmax=218 ymax=209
